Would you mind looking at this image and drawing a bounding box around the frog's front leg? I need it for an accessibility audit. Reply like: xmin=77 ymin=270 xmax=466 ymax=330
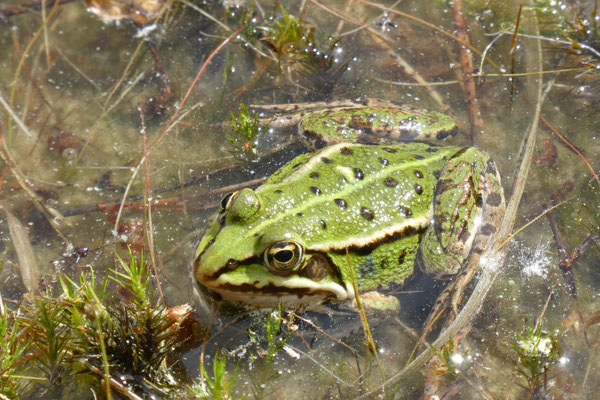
xmin=417 ymin=147 xmax=505 ymax=278
xmin=353 ymin=291 xmax=400 ymax=312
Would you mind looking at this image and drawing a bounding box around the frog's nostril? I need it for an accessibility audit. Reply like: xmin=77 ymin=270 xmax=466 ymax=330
xmin=226 ymin=259 xmax=240 ymax=269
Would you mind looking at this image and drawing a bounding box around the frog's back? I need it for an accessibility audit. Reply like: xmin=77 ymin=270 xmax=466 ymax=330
xmin=255 ymin=142 xmax=460 ymax=251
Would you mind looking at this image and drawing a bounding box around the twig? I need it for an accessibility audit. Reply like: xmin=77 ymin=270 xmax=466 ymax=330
xmin=538 ymin=113 xmax=600 ymax=185
xmin=451 ymin=0 xmax=484 ymax=143
xmin=145 ymin=40 xmax=172 ymax=97
xmin=508 ymin=4 xmax=523 ymax=103
xmin=522 ymin=181 xmax=574 ymax=221
xmin=558 ymin=228 xmax=600 ymax=297
xmin=374 ymin=77 xmax=459 ymax=86
xmin=0 ymin=0 xmax=77 ymax=17
xmin=79 ymin=358 xmax=143 ymax=400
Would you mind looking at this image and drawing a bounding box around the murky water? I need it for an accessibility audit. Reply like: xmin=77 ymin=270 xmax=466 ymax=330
xmin=0 ymin=0 xmax=599 ymax=398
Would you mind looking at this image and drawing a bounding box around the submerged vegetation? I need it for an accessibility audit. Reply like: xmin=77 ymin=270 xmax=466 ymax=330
xmin=227 ymin=102 xmax=262 ymax=155
xmin=0 ymin=251 xmax=195 ymax=398
xmin=512 ymin=323 xmax=563 ymax=397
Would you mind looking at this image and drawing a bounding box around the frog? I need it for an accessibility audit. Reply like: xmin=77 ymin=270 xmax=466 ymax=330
xmin=193 ymin=98 xmax=505 ymax=311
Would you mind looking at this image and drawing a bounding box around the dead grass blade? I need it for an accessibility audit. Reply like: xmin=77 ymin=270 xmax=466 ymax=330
xmin=2 ymin=205 xmax=40 ymax=293
xmin=0 ymin=131 xmax=70 ymax=245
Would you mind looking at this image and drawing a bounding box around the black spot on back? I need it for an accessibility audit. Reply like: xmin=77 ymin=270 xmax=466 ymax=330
xmin=480 ymin=223 xmax=496 ymax=236
xmin=360 ymin=206 xmax=375 ymax=221
xmin=436 ymin=130 xmax=452 ymax=140
xmin=310 ymin=186 xmax=322 ymax=195
xmin=486 ymin=192 xmax=502 ymax=207
xmin=310 ymin=172 xmax=320 ymax=178
xmin=398 ymin=249 xmax=407 ymax=264
xmin=334 ymin=198 xmax=347 ymax=208
xmin=340 ymin=146 xmax=353 ymax=155
xmin=385 ymin=177 xmax=399 ymax=187
xmin=414 ymin=170 xmax=424 ymax=179
xmin=354 ymin=168 xmax=364 ymax=180
xmin=321 ymin=157 xmax=332 ymax=164
xmin=379 ymin=157 xmax=389 ymax=165
xmin=383 ymin=147 xmax=397 ymax=153
xmin=320 ymin=219 xmax=327 ymax=229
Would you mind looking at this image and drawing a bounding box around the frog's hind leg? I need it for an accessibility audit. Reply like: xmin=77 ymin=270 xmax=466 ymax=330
xmin=416 ymin=147 xmax=495 ymax=278
xmin=418 ymin=148 xmax=505 ymax=328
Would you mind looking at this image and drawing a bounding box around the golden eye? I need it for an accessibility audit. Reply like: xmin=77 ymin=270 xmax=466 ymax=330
xmin=263 ymin=241 xmax=303 ymax=274
xmin=219 ymin=191 xmax=238 ymax=213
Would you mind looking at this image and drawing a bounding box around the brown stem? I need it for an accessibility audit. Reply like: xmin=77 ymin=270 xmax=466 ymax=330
xmin=451 ymin=0 xmax=484 ymax=144
xmin=0 ymin=0 xmax=77 ymax=17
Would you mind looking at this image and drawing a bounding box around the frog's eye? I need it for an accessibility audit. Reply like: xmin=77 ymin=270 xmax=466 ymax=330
xmin=263 ymin=241 xmax=303 ymax=274
xmin=219 ymin=191 xmax=238 ymax=213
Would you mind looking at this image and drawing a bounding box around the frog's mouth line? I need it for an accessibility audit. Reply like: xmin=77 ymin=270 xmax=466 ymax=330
xmin=203 ymin=268 xmax=351 ymax=308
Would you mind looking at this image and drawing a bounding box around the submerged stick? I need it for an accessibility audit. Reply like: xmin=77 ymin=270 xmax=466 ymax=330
xmin=451 ymin=0 xmax=484 ymax=144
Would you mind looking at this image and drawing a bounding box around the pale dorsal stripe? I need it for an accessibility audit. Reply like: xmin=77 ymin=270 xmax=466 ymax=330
xmin=251 ymin=143 xmax=452 ymax=248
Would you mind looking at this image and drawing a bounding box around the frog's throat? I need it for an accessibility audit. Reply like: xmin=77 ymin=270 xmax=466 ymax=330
xmin=205 ymin=273 xmax=354 ymax=308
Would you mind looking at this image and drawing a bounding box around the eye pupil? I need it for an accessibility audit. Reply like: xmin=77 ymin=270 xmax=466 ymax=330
xmin=274 ymin=250 xmax=294 ymax=263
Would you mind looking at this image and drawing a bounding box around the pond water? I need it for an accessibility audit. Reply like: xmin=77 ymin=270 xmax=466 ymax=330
xmin=0 ymin=0 xmax=599 ymax=398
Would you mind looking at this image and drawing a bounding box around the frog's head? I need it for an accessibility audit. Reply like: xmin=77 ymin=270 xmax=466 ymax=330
xmin=194 ymin=188 xmax=351 ymax=309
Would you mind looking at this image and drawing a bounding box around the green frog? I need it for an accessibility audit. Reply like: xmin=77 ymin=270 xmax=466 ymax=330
xmin=194 ymin=99 xmax=505 ymax=311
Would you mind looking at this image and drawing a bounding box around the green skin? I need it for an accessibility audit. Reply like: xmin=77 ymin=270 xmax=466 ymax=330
xmin=194 ymin=102 xmax=505 ymax=310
